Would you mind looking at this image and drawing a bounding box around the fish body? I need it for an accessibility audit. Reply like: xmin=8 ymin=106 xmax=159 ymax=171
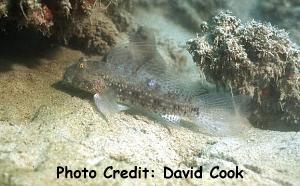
xmin=63 ymin=40 xmax=246 ymax=134
xmin=64 ymin=44 xmax=206 ymax=116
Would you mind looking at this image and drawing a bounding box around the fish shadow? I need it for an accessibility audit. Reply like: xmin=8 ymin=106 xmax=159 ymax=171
xmin=0 ymin=27 xmax=61 ymax=72
xmin=52 ymin=81 xmax=92 ymax=100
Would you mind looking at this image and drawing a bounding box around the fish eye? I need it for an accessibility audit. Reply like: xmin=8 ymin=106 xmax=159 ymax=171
xmin=78 ymin=63 xmax=86 ymax=70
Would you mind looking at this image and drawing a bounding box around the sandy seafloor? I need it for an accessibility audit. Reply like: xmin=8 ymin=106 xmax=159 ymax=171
xmin=1 ymin=5 xmax=300 ymax=186
xmin=0 ymin=45 xmax=300 ymax=186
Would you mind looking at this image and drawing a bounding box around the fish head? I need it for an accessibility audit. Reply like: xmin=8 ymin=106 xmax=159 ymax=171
xmin=63 ymin=60 xmax=106 ymax=93
xmin=63 ymin=60 xmax=89 ymax=84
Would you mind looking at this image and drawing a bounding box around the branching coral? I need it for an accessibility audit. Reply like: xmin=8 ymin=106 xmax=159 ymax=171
xmin=187 ymin=11 xmax=300 ymax=130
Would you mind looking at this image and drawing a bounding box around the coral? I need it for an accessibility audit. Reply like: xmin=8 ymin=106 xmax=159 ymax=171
xmin=187 ymin=11 xmax=300 ymax=130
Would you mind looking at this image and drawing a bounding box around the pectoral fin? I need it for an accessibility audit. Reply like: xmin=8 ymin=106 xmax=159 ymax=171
xmin=93 ymin=92 xmax=128 ymax=120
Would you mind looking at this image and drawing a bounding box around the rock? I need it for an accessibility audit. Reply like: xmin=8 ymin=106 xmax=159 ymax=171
xmin=187 ymin=11 xmax=300 ymax=130
xmin=0 ymin=0 xmax=132 ymax=54
xmin=253 ymin=0 xmax=300 ymax=45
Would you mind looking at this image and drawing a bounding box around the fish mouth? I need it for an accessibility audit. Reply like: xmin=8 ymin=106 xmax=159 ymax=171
xmin=63 ymin=64 xmax=77 ymax=85
xmin=63 ymin=71 xmax=73 ymax=85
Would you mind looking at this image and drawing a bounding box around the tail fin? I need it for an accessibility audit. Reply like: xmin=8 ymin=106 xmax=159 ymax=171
xmin=192 ymin=93 xmax=251 ymax=136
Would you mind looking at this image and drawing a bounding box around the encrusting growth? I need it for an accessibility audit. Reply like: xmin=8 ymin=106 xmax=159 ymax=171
xmin=187 ymin=11 xmax=300 ymax=130
xmin=0 ymin=0 xmax=132 ymax=54
xmin=253 ymin=0 xmax=300 ymax=45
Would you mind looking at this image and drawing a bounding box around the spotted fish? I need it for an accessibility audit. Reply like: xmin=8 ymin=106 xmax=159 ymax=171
xmin=63 ymin=31 xmax=248 ymax=135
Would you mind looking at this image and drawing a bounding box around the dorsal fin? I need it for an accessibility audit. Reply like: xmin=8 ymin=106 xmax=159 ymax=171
xmin=98 ymin=26 xmax=212 ymax=99
xmin=103 ymin=27 xmax=168 ymax=80
xmin=128 ymin=26 xmax=157 ymax=59
xmin=129 ymin=26 xmax=156 ymax=44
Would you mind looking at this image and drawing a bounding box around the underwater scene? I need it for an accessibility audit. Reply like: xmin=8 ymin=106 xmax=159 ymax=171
xmin=0 ymin=0 xmax=299 ymax=185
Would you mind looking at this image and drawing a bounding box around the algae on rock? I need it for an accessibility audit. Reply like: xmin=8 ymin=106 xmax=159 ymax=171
xmin=0 ymin=0 xmax=132 ymax=54
xmin=187 ymin=11 xmax=300 ymax=130
xmin=0 ymin=0 xmax=8 ymax=18
xmin=253 ymin=0 xmax=300 ymax=45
